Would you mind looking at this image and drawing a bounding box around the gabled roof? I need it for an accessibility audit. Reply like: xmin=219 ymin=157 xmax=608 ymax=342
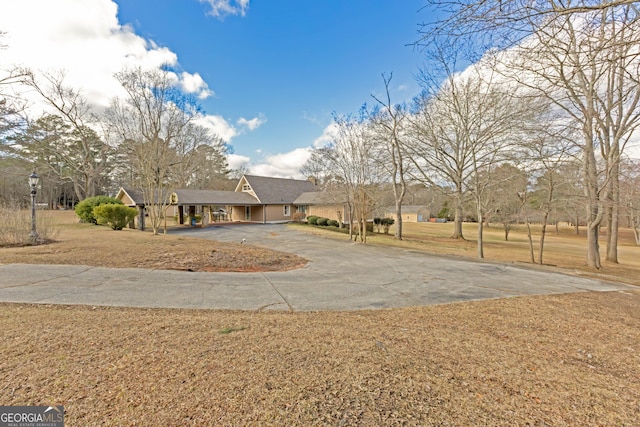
xmin=239 ymin=175 xmax=319 ymax=204
xmin=116 ymin=187 xmax=259 ymax=206
xmin=117 ymin=187 xmax=145 ymax=206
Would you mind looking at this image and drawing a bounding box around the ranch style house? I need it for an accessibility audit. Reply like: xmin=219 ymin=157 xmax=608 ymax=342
xmin=116 ymin=174 xmax=352 ymax=230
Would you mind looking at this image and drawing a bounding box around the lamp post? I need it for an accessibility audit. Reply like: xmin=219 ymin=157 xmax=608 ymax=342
xmin=28 ymin=171 xmax=39 ymax=242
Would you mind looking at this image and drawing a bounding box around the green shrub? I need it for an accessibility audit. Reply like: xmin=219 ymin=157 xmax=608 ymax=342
xmin=381 ymin=217 xmax=395 ymax=234
xmin=75 ymin=196 xmax=123 ymax=224
xmin=373 ymin=217 xmax=395 ymax=233
xmin=93 ymin=204 xmax=138 ymax=230
xmin=328 ymin=219 xmax=339 ymax=227
xmin=307 ymin=215 xmax=319 ymax=225
xmin=317 ymin=217 xmax=329 ymax=226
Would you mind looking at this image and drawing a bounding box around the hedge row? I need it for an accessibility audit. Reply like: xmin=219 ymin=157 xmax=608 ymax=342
xmin=307 ymin=216 xmax=340 ymax=227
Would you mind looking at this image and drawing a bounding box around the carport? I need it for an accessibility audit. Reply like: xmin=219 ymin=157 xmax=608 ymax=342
xmin=167 ymin=189 xmax=261 ymax=225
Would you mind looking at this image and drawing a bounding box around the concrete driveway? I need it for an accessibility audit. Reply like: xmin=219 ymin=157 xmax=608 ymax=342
xmin=0 ymin=224 xmax=631 ymax=311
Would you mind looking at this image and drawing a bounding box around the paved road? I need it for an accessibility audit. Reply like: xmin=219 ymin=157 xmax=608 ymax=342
xmin=0 ymin=224 xmax=631 ymax=311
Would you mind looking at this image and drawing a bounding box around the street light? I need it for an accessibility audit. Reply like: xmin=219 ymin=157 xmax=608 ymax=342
xmin=28 ymin=171 xmax=39 ymax=242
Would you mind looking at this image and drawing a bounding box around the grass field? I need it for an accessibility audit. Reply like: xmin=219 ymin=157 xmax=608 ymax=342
xmin=294 ymin=220 xmax=640 ymax=287
xmin=0 ymin=211 xmax=639 ymax=425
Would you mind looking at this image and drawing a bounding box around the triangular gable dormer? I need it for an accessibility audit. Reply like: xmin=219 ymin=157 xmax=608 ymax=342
xmin=116 ymin=187 xmax=144 ymax=206
xmin=234 ymin=175 xmax=261 ymax=202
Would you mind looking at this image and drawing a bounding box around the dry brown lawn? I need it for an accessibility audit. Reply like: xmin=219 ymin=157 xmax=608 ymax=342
xmin=1 ymin=211 xmax=639 ymax=425
xmin=0 ymin=211 xmax=305 ymax=272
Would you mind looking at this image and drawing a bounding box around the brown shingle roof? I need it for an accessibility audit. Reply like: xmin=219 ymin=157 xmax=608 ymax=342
xmin=117 ymin=187 xmax=259 ymax=206
xmin=242 ymin=175 xmax=318 ymax=204
xmin=171 ymin=189 xmax=258 ymax=205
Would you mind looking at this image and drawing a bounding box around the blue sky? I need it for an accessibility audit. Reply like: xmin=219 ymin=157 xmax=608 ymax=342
xmin=1 ymin=1 xmax=431 ymax=177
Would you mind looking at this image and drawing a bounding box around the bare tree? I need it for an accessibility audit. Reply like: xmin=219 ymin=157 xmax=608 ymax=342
xmin=521 ymin=123 xmax=578 ymax=264
xmin=367 ymin=73 xmax=410 ymax=240
xmin=7 ymin=114 xmax=109 ymax=203
xmin=507 ymin=9 xmax=640 ymax=268
xmin=1 ymin=31 xmax=30 ymax=143
xmin=417 ymin=0 xmax=640 ymax=269
xmin=621 ymin=159 xmax=640 ymax=245
xmin=308 ymin=113 xmax=381 ymax=242
xmin=485 ymin=163 xmax=529 ymax=241
xmin=171 ymin=122 xmax=229 ymax=189
xmin=418 ymin=0 xmax=640 ymax=53
xmin=408 ymin=47 xmax=537 ymax=251
xmin=20 ymin=71 xmax=111 ymax=200
xmin=106 ymin=67 xmax=198 ymax=234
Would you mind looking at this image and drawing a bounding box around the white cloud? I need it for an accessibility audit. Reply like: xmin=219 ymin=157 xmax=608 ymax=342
xmin=199 ymin=0 xmax=249 ymax=18
xmin=195 ymin=114 xmax=238 ymax=143
xmin=312 ymin=123 xmax=338 ymax=148
xmin=237 ymin=115 xmax=266 ymax=131
xmin=0 ymin=1 xmax=184 ymax=109
xmin=194 ymin=113 xmax=265 ymax=145
xmin=180 ymin=72 xmax=214 ymax=99
xmin=0 ymin=0 xmax=221 ymax=114
xmin=249 ymin=148 xmax=312 ymax=179
xmin=227 ymin=153 xmax=251 ymax=170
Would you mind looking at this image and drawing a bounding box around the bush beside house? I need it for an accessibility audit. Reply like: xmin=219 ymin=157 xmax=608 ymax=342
xmin=75 ymin=196 xmax=123 ymax=224
xmin=93 ymin=204 xmax=139 ymax=230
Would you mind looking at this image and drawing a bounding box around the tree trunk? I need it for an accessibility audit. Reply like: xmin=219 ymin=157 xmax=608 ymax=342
xmin=503 ymin=223 xmax=510 ymax=241
xmin=586 ymin=223 xmax=602 ymax=269
xmin=583 ymin=126 xmax=602 ymax=269
xmin=539 ymin=210 xmax=549 ymax=265
xmin=452 ymin=201 xmax=464 ymax=239
xmin=395 ymin=201 xmax=403 ymax=241
xmin=525 ymin=217 xmax=535 ymax=263
xmin=519 ymin=195 xmax=535 ymax=263
xmin=606 ymin=163 xmax=620 ymax=263
xmin=477 ymin=208 xmax=484 ymax=259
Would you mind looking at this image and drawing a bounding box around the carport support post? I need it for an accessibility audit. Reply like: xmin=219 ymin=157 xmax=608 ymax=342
xmin=137 ymin=206 xmax=145 ymax=231
xmin=179 ymin=206 xmax=184 ymax=225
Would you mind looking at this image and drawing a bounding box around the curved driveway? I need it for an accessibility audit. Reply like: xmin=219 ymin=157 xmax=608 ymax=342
xmin=0 ymin=224 xmax=631 ymax=311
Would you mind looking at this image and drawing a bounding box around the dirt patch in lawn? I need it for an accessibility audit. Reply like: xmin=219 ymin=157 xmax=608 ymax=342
xmin=2 ymin=290 xmax=639 ymax=425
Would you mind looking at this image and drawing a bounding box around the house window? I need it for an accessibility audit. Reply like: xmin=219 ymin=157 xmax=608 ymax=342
xmin=297 ymin=205 xmax=307 ymax=213
xmin=284 ymin=205 xmax=291 ymax=216
xmin=242 ymin=184 xmax=251 ymax=192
